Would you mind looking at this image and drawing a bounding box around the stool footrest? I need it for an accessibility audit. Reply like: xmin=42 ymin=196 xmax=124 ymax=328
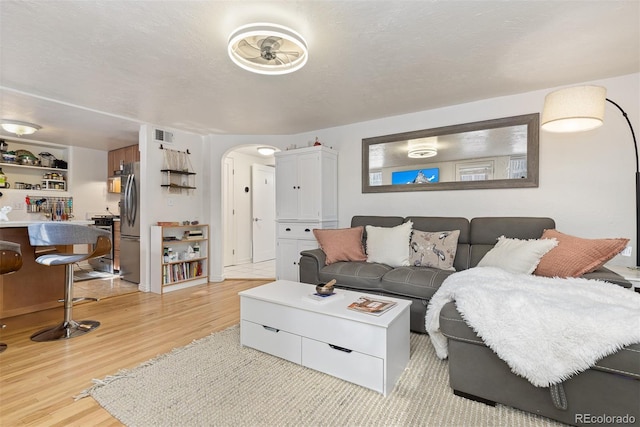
xmin=30 ymin=320 xmax=100 ymax=342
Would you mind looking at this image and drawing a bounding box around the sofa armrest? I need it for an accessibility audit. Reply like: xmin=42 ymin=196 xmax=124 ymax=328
xmin=582 ymin=266 xmax=632 ymax=288
xmin=299 ymin=248 xmax=326 ymax=285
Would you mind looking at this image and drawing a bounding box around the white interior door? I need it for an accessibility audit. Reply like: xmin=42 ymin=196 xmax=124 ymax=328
xmin=252 ymin=164 xmax=276 ymax=263
xmin=223 ymin=157 xmax=236 ymax=267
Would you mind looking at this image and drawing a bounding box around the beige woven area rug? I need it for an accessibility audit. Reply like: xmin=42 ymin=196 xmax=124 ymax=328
xmin=79 ymin=325 xmax=564 ymax=426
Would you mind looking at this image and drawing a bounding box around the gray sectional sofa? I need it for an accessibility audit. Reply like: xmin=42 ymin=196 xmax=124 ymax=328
xmin=299 ymin=215 xmax=639 ymax=426
xmin=299 ymin=215 xmax=630 ymax=333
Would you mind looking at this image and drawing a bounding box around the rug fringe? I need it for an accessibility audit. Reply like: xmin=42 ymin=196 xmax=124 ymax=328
xmin=74 ymin=324 xmax=240 ymax=400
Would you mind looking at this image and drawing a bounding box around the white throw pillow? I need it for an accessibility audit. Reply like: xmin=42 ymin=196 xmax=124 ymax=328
xmin=366 ymin=221 xmax=413 ymax=267
xmin=477 ymin=236 xmax=558 ymax=274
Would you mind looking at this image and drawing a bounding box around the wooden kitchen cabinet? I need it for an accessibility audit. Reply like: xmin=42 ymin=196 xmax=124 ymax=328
xmin=0 ymin=226 xmax=65 ymax=319
xmin=107 ymin=144 xmax=139 ymax=193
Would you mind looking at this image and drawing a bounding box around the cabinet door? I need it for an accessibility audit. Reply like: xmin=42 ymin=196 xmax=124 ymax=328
xmin=275 ymin=155 xmax=299 ymax=220
xmin=276 ymin=239 xmax=318 ymax=281
xmin=108 ymin=150 xmax=118 ymax=176
xmin=296 ymin=152 xmax=321 ymax=220
xmin=276 ymin=239 xmax=299 ymax=281
xmin=124 ymin=145 xmax=139 ymax=164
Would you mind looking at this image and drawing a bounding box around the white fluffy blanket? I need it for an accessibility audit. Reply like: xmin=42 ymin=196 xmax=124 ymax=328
xmin=425 ymin=267 xmax=640 ymax=387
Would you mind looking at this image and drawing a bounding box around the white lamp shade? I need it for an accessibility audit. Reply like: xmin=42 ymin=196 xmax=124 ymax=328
xmin=541 ymin=85 xmax=606 ymax=133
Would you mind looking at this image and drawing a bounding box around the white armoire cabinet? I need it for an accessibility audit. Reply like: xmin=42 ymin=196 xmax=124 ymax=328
xmin=275 ymin=146 xmax=338 ymax=281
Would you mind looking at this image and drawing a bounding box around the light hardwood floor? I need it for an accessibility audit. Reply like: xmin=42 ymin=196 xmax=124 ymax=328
xmin=0 ymin=279 xmax=268 ymax=426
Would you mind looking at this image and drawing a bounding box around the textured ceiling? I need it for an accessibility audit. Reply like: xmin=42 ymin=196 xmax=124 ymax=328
xmin=0 ymin=0 xmax=638 ymax=151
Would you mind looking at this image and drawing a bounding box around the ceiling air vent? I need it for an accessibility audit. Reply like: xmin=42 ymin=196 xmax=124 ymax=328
xmin=154 ymin=129 xmax=174 ymax=144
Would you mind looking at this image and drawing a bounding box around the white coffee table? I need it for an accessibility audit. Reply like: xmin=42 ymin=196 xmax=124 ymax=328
xmin=239 ymin=280 xmax=412 ymax=396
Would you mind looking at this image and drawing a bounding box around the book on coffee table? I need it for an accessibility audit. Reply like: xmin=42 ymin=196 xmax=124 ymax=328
xmin=303 ymin=292 xmax=344 ymax=304
xmin=347 ymin=296 xmax=397 ymax=316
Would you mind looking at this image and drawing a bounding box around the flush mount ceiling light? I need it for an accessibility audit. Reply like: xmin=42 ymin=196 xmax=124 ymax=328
xmin=228 ymin=23 xmax=308 ymax=75
xmin=1 ymin=120 xmax=41 ymax=136
xmin=257 ymin=146 xmax=276 ymax=156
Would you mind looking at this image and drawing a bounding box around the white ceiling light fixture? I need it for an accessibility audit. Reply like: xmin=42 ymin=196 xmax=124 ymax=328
xmin=228 ymin=23 xmax=308 ymax=75
xmin=257 ymin=146 xmax=276 ymax=156
xmin=1 ymin=120 xmax=42 ymax=136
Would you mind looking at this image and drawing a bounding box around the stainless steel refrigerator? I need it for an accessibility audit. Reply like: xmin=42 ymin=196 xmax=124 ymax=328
xmin=120 ymin=162 xmax=140 ymax=283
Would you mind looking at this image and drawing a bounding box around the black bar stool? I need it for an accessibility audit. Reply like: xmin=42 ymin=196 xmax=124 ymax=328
xmin=27 ymin=222 xmax=111 ymax=341
xmin=0 ymin=241 xmax=23 ymax=353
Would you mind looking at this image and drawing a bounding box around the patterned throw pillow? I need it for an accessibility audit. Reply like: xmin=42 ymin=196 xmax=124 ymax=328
xmin=409 ymin=230 xmax=460 ymax=271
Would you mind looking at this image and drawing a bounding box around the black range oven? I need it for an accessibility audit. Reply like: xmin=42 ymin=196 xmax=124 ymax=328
xmin=89 ymin=215 xmax=118 ymax=273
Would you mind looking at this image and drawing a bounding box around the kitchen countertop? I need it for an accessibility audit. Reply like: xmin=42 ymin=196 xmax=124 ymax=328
xmin=0 ymin=220 xmax=94 ymax=228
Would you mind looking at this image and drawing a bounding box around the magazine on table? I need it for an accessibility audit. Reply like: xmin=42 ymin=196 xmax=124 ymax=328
xmin=347 ymin=296 xmax=397 ymax=315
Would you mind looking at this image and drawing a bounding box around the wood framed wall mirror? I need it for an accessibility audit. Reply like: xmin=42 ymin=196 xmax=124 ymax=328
xmin=362 ymin=113 xmax=539 ymax=193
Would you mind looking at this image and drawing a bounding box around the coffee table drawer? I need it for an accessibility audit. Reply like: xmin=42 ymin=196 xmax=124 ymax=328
xmin=241 ymin=320 xmax=302 ymax=364
xmin=302 ymin=337 xmax=384 ymax=393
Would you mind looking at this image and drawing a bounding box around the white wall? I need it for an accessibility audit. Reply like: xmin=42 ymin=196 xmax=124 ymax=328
xmin=206 ymin=73 xmax=639 ymax=277
xmin=139 ymin=125 xmax=206 ymax=291
xmin=69 ymin=146 xmax=120 ymax=218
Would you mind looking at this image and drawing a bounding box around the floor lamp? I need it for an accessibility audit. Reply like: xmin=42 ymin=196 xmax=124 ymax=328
xmin=541 ymin=85 xmax=639 ymax=268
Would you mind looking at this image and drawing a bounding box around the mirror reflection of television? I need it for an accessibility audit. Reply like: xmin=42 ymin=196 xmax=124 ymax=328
xmin=392 ymin=168 xmax=440 ymax=185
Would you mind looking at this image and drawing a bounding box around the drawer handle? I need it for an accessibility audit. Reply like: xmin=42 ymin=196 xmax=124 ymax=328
xmin=262 ymin=326 xmax=280 ymax=333
xmin=285 ymin=228 xmax=291 ymax=231
xmin=304 ymin=228 xmax=311 ymax=232
xmin=329 ymin=344 xmax=352 ymax=353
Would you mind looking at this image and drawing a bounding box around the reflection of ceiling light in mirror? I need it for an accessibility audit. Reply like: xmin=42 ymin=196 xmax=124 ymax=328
xmin=408 ymin=147 xmax=438 ymax=158
xmin=228 ymin=23 xmax=308 ymax=75
xmin=407 ymin=137 xmax=438 ymax=158
xmin=1 ymin=120 xmax=41 ymax=136
xmin=257 ymin=146 xmax=276 ymax=156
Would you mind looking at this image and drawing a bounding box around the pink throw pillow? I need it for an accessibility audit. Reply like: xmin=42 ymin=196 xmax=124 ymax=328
xmin=313 ymin=227 xmax=367 ymax=265
xmin=534 ymin=229 xmax=629 ymax=278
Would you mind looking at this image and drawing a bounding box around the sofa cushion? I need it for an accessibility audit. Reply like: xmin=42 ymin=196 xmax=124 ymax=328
xmin=319 ymin=261 xmax=391 ymax=291
xmin=406 ymin=217 xmax=471 ymax=271
xmin=535 ymin=229 xmax=629 ymax=278
xmin=469 ymin=217 xmax=556 ymax=267
xmin=380 ymin=266 xmax=456 ymax=300
xmin=312 ymin=226 xmax=367 ymax=265
xmin=477 ymin=235 xmax=558 ymax=274
xmin=366 ymin=221 xmax=413 ymax=267
xmin=409 ymin=229 xmax=460 ymax=271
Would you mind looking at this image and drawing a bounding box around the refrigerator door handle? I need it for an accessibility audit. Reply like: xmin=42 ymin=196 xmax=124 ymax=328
xmin=123 ymin=174 xmax=131 ymax=226
xmin=129 ymin=174 xmax=137 ymax=228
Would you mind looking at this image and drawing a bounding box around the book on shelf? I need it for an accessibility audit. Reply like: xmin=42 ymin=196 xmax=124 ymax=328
xmin=303 ymin=292 xmax=344 ymax=304
xmin=347 ymin=296 xmax=397 ymax=316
